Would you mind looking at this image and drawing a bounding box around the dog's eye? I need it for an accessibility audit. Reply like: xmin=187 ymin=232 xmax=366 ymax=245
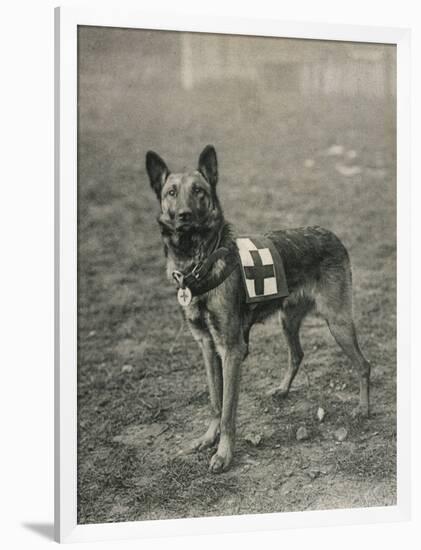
xmin=193 ymin=187 xmax=203 ymax=195
xmin=168 ymin=188 xmax=177 ymax=197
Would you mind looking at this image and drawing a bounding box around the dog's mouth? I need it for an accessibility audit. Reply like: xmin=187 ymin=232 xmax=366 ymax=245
xmin=158 ymin=215 xmax=195 ymax=235
xmin=158 ymin=212 xmax=217 ymax=238
xmin=175 ymin=221 xmax=195 ymax=232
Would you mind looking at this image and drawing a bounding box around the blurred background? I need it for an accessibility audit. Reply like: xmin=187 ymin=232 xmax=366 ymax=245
xmin=78 ymin=27 xmax=396 ymax=233
xmin=77 ymin=27 xmax=396 ymax=524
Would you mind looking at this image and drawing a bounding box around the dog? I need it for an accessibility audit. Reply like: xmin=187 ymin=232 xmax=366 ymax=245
xmin=145 ymin=145 xmax=370 ymax=473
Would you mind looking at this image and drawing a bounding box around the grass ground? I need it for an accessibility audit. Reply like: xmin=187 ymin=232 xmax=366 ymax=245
xmin=77 ymin=39 xmax=396 ymax=524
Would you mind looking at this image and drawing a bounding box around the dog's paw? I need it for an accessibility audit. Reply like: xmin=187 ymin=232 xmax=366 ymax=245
xmin=266 ymin=386 xmax=289 ymax=399
xmin=209 ymin=451 xmax=232 ymax=473
xmin=351 ymin=404 xmax=370 ymax=420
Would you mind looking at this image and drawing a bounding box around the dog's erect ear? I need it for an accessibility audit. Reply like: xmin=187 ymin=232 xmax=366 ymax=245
xmin=198 ymin=145 xmax=218 ymax=187
xmin=146 ymin=151 xmax=169 ymax=198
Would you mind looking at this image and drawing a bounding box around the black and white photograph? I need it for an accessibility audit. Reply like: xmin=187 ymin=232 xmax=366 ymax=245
xmin=76 ymin=26 xmax=397 ymax=525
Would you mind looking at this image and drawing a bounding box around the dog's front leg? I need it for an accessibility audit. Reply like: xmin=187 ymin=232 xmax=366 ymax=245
xmin=181 ymin=321 xmax=223 ymax=454
xmin=190 ymin=337 xmax=223 ymax=452
xmin=209 ymin=344 xmax=246 ymax=473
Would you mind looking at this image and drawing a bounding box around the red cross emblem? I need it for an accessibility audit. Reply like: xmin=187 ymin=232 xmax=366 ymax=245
xmin=243 ymin=249 xmax=275 ymax=295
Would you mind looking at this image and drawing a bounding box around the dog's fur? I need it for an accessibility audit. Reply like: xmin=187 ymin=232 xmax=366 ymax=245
xmin=146 ymin=145 xmax=371 ymax=473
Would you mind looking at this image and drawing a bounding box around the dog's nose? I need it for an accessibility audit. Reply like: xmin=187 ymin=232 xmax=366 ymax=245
xmin=178 ymin=210 xmax=192 ymax=222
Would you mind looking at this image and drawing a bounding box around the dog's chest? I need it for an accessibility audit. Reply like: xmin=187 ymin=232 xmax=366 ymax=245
xmin=180 ymin=294 xmax=217 ymax=338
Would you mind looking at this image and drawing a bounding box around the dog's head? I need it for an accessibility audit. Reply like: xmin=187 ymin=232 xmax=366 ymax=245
xmin=145 ymin=145 xmax=221 ymax=235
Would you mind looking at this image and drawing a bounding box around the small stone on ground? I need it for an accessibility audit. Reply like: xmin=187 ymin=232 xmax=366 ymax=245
xmin=296 ymin=426 xmax=309 ymax=441
xmin=245 ymin=434 xmax=262 ymax=446
xmin=334 ymin=427 xmax=348 ymax=442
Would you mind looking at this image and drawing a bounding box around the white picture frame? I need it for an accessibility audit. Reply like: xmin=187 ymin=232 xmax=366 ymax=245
xmin=55 ymin=6 xmax=411 ymax=543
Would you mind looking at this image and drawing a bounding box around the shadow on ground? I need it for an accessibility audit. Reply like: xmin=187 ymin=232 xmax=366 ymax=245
xmin=22 ymin=523 xmax=54 ymax=541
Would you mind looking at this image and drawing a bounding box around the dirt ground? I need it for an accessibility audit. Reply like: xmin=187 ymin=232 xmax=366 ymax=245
xmin=77 ymin=29 xmax=396 ymax=524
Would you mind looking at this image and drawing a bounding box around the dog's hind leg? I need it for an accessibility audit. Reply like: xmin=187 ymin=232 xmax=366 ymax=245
xmin=325 ymin=314 xmax=371 ymax=418
xmin=317 ymin=270 xmax=371 ymax=418
xmin=267 ymin=300 xmax=309 ymax=399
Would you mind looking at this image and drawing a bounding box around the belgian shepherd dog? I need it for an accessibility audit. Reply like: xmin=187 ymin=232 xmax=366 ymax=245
xmin=146 ymin=145 xmax=370 ymax=473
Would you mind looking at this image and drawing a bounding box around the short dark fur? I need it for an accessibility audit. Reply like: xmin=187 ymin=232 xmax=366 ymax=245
xmin=146 ymin=146 xmax=371 ymax=473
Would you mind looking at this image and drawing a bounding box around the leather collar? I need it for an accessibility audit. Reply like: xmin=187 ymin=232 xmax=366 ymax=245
xmin=172 ymin=228 xmax=239 ymax=297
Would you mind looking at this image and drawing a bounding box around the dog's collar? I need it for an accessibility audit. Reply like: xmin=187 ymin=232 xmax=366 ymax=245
xmin=172 ymin=229 xmax=239 ymax=305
